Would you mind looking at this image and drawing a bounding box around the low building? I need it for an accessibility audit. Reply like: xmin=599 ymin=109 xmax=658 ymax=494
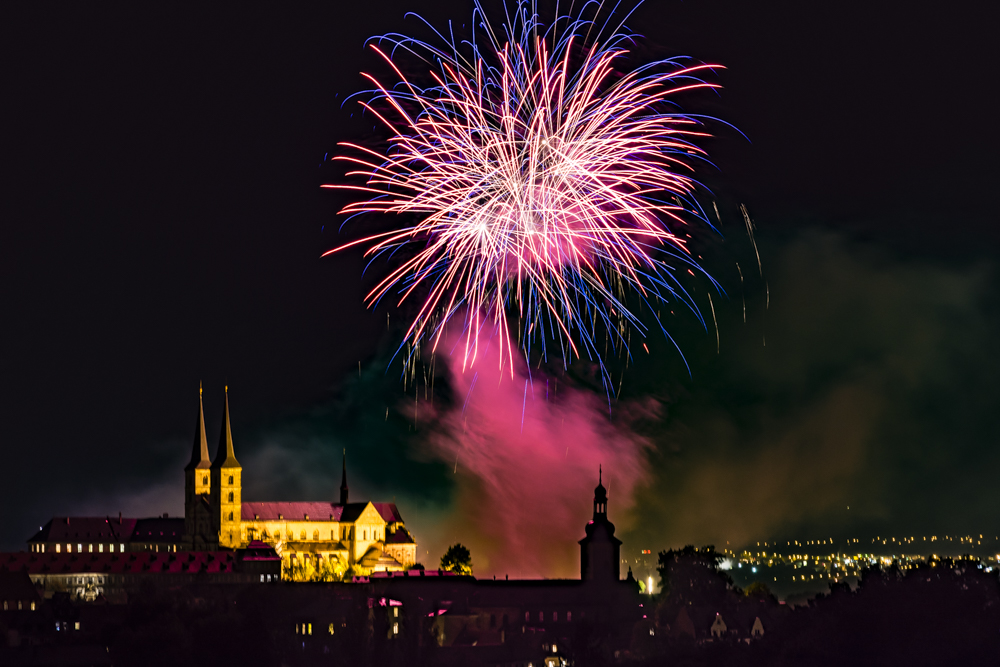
xmin=0 ymin=542 xmax=280 ymax=602
xmin=28 ymin=386 xmax=419 ymax=579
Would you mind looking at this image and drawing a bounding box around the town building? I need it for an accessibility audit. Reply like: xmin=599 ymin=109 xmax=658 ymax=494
xmin=29 ymin=386 xmax=418 ymax=578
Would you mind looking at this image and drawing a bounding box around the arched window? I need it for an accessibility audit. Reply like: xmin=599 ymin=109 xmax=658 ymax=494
xmin=312 ymin=530 xmax=319 ymax=541
xmin=228 ymin=512 xmax=233 ymax=521
xmin=300 ymin=530 xmax=306 ymax=540
xmin=228 ymin=491 xmax=234 ymax=502
xmin=228 ymin=475 xmax=234 ymax=485
xmin=202 ymin=475 xmax=208 ymax=485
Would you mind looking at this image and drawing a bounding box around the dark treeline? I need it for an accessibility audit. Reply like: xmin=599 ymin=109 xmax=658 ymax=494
xmin=628 ymin=546 xmax=1000 ymax=667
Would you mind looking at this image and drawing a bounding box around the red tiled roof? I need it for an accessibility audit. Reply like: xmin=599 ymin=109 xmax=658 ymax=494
xmin=131 ymin=518 xmax=185 ymax=543
xmin=237 ymin=541 xmax=281 ymax=562
xmin=373 ymin=503 xmax=405 ymax=524
xmin=241 ymin=501 xmax=406 ymax=525
xmin=242 ymin=502 xmax=343 ymax=522
xmin=385 ymin=529 xmax=415 ymax=544
xmin=29 ymin=518 xmax=138 ymax=544
xmin=0 ymin=551 xmax=237 ymax=575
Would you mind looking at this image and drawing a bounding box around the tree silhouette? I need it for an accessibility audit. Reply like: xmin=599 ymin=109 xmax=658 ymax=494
xmin=440 ymin=543 xmax=473 ymax=575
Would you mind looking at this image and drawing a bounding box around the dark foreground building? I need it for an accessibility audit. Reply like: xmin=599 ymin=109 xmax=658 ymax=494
xmin=0 ymin=474 xmax=642 ymax=666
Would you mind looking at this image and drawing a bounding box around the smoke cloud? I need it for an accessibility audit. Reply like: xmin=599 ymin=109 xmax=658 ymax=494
xmin=417 ymin=331 xmax=657 ymax=578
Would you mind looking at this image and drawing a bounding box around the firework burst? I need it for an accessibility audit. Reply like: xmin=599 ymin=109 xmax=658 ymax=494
xmin=324 ymin=0 xmax=725 ymax=384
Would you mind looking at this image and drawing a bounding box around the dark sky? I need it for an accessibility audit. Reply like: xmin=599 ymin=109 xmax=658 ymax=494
xmin=2 ymin=0 xmax=998 ymax=571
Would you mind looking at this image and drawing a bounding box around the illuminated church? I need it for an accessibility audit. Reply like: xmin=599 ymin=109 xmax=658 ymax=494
xmin=183 ymin=386 xmax=417 ymax=574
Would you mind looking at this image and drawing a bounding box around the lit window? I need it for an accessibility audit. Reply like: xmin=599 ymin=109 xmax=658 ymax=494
xmin=77 ymin=544 xmax=82 ymax=552
xmin=261 ymin=575 xmax=265 ymax=583
xmin=393 ymin=607 xmax=398 ymax=618
xmin=66 ymin=544 xmax=71 ymax=552
xmin=98 ymin=544 xmax=103 ymax=553
xmin=56 ymin=544 xmax=61 ymax=553
xmin=328 ymin=623 xmax=335 ymax=635
xmin=552 ymin=644 xmax=558 ymax=653
xmin=120 ymin=544 xmax=124 ymax=552
xmin=2 ymin=602 xmax=6 ymax=610
xmin=393 ymin=622 xmax=398 ymax=635
xmin=17 ymin=601 xmax=22 ymax=610
xmin=74 ymin=622 xmax=80 ymax=630
xmin=307 ymin=623 xmax=312 ymax=635
xmin=88 ymin=544 xmax=93 ymax=553
xmin=30 ymin=602 xmax=35 ymax=611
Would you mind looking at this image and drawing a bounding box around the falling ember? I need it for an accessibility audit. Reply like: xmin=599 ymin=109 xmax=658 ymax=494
xmin=324 ymin=0 xmax=728 ymax=384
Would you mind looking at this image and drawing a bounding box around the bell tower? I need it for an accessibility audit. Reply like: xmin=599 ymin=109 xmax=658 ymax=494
xmin=210 ymin=386 xmax=242 ymax=549
xmin=579 ymin=466 xmax=622 ymax=582
xmin=184 ymin=383 xmax=212 ymax=544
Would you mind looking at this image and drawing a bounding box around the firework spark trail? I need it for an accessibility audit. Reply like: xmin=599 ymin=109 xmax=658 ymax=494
xmin=324 ymin=1 xmax=728 ymax=384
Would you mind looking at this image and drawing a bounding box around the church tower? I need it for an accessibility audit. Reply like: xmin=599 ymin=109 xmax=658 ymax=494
xmin=579 ymin=466 xmax=622 ymax=582
xmin=184 ymin=384 xmax=212 ymax=543
xmin=210 ymin=387 xmax=242 ymax=549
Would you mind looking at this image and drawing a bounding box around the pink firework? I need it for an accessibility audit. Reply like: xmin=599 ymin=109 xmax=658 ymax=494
xmin=324 ymin=1 xmax=724 ymax=382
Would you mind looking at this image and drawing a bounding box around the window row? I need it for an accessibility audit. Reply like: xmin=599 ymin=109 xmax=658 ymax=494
xmin=526 ymin=611 xmax=574 ymax=623
xmin=2 ymin=601 xmax=35 ymax=611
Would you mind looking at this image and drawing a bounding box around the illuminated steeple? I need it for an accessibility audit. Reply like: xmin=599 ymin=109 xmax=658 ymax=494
xmin=210 ymin=386 xmax=241 ymax=549
xmin=211 ymin=386 xmax=240 ymax=469
xmin=184 ymin=383 xmax=211 ymax=471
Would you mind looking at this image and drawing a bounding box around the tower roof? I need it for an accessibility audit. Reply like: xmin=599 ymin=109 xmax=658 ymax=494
xmin=594 ymin=465 xmax=607 ymax=502
xmin=211 ymin=387 xmax=240 ymax=469
xmin=185 ymin=383 xmax=211 ymax=471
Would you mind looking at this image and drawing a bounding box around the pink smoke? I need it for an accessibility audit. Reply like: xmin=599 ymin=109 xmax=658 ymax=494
xmin=421 ymin=328 xmax=656 ymax=579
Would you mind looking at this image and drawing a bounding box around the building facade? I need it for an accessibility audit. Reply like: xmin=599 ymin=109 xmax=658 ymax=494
xmin=29 ymin=386 xmax=418 ymax=578
xmin=181 ymin=387 xmax=417 ymax=574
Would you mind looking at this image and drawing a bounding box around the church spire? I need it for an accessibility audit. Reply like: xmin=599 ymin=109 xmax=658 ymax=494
xmin=211 ymin=386 xmax=240 ymax=469
xmin=185 ymin=383 xmax=211 ymax=471
xmin=593 ymin=466 xmax=608 ymax=519
xmin=340 ymin=449 xmax=349 ymax=505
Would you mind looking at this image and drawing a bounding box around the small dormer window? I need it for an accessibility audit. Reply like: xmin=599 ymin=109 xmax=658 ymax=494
xmin=278 ymin=514 xmax=283 ymax=520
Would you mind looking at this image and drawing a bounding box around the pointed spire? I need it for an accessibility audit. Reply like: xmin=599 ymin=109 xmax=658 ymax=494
xmin=212 ymin=385 xmax=240 ymax=469
xmin=340 ymin=449 xmax=349 ymax=505
xmin=185 ymin=382 xmax=211 ymax=471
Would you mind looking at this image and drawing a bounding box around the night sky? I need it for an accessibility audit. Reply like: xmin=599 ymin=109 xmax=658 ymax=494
xmin=3 ymin=1 xmax=998 ymax=576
